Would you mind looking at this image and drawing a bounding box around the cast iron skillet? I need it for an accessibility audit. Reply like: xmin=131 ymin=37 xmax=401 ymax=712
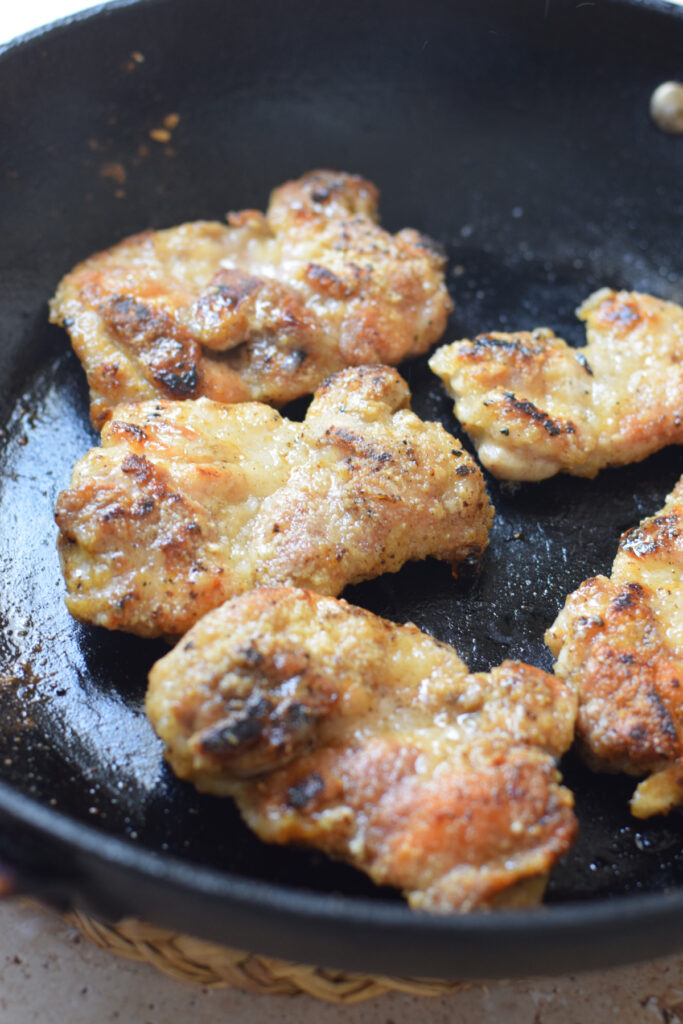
xmin=0 ymin=0 xmax=682 ymax=980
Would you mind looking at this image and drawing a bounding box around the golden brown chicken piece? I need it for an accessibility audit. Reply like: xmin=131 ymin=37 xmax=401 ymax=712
xmin=429 ymin=289 xmax=683 ymax=481
xmin=546 ymin=477 xmax=683 ymax=817
xmin=147 ymin=587 xmax=577 ymax=912
xmin=50 ymin=170 xmax=452 ymax=429
xmin=55 ymin=366 xmax=493 ymax=638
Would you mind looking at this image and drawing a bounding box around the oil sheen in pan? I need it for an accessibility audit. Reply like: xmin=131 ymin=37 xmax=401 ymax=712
xmin=0 ymin=254 xmax=682 ymax=907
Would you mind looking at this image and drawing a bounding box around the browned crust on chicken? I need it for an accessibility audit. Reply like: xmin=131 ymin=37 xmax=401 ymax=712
xmin=50 ymin=170 xmax=453 ymax=428
xmin=147 ymin=587 xmax=577 ymax=912
xmin=55 ymin=366 xmax=493 ymax=638
xmin=429 ymin=290 xmax=683 ymax=480
xmin=546 ymin=478 xmax=683 ymax=816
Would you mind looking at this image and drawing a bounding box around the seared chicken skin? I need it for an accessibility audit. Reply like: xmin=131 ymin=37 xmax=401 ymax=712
xmin=50 ymin=170 xmax=452 ymax=429
xmin=547 ymin=477 xmax=683 ymax=817
xmin=429 ymin=289 xmax=683 ymax=481
xmin=147 ymin=587 xmax=577 ymax=912
xmin=55 ymin=366 xmax=493 ymax=638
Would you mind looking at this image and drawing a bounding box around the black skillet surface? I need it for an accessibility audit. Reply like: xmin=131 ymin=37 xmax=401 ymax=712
xmin=0 ymin=0 xmax=682 ymax=980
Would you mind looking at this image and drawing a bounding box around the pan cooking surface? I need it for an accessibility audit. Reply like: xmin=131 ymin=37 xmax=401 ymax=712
xmin=1 ymin=277 xmax=681 ymax=906
xmin=0 ymin=0 xmax=682 ymax=977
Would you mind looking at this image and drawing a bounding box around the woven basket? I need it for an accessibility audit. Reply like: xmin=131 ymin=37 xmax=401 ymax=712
xmin=65 ymin=910 xmax=468 ymax=1003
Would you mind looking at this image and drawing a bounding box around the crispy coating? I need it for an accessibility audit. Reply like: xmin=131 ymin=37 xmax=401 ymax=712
xmin=55 ymin=366 xmax=493 ymax=638
xmin=546 ymin=478 xmax=683 ymax=817
xmin=147 ymin=587 xmax=577 ymax=912
xmin=50 ymin=170 xmax=452 ymax=429
xmin=429 ymin=289 xmax=683 ymax=481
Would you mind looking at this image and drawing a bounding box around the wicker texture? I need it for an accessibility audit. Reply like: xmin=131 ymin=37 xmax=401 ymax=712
xmin=65 ymin=910 xmax=467 ymax=1002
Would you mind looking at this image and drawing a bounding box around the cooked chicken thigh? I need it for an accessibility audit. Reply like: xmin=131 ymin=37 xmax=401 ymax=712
xmin=55 ymin=366 xmax=493 ymax=638
xmin=547 ymin=477 xmax=683 ymax=817
xmin=147 ymin=587 xmax=577 ymax=912
xmin=50 ymin=170 xmax=453 ymax=429
xmin=429 ymin=289 xmax=683 ymax=481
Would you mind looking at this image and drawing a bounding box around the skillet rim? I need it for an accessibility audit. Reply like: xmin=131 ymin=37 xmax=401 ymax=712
xmin=3 ymin=773 xmax=683 ymax=978
xmin=2 ymin=0 xmax=683 ymax=56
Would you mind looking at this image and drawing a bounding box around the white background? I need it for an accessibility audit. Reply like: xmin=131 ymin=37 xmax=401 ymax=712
xmin=2 ymin=0 xmax=106 ymax=45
